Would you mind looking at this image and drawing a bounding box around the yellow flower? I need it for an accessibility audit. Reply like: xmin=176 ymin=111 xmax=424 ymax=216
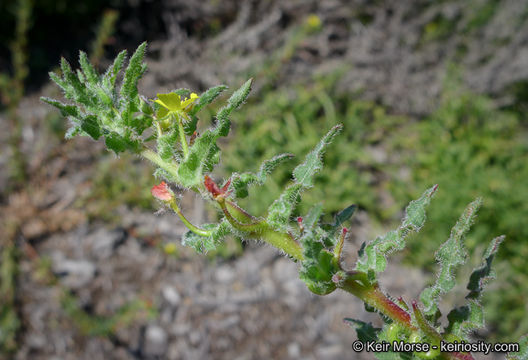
xmin=153 ymin=92 xmax=199 ymax=118
xmin=305 ymin=14 xmax=322 ymax=31
xmin=163 ymin=242 xmax=178 ymax=255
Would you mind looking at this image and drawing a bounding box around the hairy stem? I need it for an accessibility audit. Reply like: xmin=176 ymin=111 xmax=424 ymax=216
xmin=169 ymin=200 xmax=212 ymax=237
xmin=217 ymin=196 xmax=304 ymax=261
xmin=176 ymin=114 xmax=189 ymax=158
xmin=140 ymin=148 xmax=179 ymax=179
xmin=337 ymin=276 xmax=473 ymax=360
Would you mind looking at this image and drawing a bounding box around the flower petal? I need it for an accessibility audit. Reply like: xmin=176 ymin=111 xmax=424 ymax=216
xmin=151 ymin=181 xmax=174 ymax=201
xmin=156 ymin=93 xmax=183 ymax=111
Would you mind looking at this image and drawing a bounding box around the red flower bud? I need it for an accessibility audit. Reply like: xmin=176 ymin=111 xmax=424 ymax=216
xmin=151 ymin=181 xmax=173 ymax=201
xmin=204 ymin=175 xmax=232 ymax=198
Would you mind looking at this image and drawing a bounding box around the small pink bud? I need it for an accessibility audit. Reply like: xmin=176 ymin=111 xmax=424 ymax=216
xmin=297 ymin=217 xmax=303 ymax=224
xmin=151 ymin=181 xmax=173 ymax=201
xmin=342 ymin=227 xmax=348 ymax=235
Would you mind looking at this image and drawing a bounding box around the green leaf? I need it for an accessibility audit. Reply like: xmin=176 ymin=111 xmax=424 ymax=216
xmin=216 ymin=78 xmax=253 ymax=137
xmin=177 ymin=80 xmax=253 ymax=188
xmin=420 ymin=198 xmax=482 ymax=318
xmin=130 ymin=114 xmax=153 ymax=136
xmin=267 ymin=183 xmax=302 ymax=228
xmin=189 ymin=85 xmax=228 ymax=116
xmin=104 ymin=131 xmax=140 ymax=154
xmin=343 ymin=319 xmax=380 ymax=342
xmin=103 ymin=49 xmax=127 ymax=88
xmin=466 ymin=235 xmax=503 ymax=298
xmin=356 ymin=185 xmax=438 ymax=279
xmin=303 ymin=203 xmax=323 ymax=230
xmin=60 ymin=57 xmax=93 ymax=105
xmin=293 ymin=124 xmax=342 ymax=187
xmin=507 ymin=335 xmax=528 ymax=360
xmin=120 ymin=42 xmax=146 ymax=101
xmin=79 ymin=51 xmax=98 ymax=84
xmin=334 ymin=204 xmax=357 ymax=228
xmin=321 ymin=204 xmax=357 ymax=238
xmin=181 ymin=220 xmax=232 ymax=253
xmin=80 ymin=115 xmax=101 ymax=140
xmin=267 ymin=125 xmax=342 ymax=229
xmin=157 ymin=129 xmax=179 ymax=161
xmin=40 ymin=97 xmax=80 ymax=119
xmin=445 ymin=235 xmax=504 ymax=338
xmin=231 ymin=153 xmax=294 ymax=198
xmin=299 ymin=230 xmax=339 ymax=295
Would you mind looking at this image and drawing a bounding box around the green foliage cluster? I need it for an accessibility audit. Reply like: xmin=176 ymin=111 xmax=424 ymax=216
xmin=43 ymin=44 xmax=528 ymax=359
xmin=390 ymin=81 xmax=528 ymax=340
xmin=0 ymin=244 xmax=19 ymax=354
xmin=223 ymin=69 xmax=528 ymax=341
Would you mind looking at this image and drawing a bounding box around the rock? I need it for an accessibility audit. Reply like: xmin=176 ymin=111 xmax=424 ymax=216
xmin=143 ymin=325 xmax=168 ymax=357
xmin=288 ymin=342 xmax=301 ymax=358
xmin=87 ymin=227 xmax=126 ymax=259
xmin=53 ymin=259 xmax=96 ymax=289
xmin=215 ymin=265 xmax=235 ymax=283
xmin=162 ymin=285 xmax=181 ymax=307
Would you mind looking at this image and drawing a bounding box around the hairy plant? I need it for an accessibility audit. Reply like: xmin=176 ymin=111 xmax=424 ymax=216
xmin=43 ymin=43 xmax=527 ymax=360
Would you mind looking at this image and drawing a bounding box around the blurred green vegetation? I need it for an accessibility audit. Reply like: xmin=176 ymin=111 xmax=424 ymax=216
xmin=79 ymin=154 xmax=155 ymax=222
xmin=221 ymin=68 xmax=528 ymax=341
xmin=222 ymin=70 xmax=406 ymax=222
xmin=0 ymin=242 xmax=20 ymax=354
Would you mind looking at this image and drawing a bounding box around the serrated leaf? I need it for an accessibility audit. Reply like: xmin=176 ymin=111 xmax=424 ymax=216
xmin=181 ymin=220 xmax=232 ymax=253
xmin=420 ymin=198 xmax=482 ymax=318
xmin=376 ymin=326 xmax=414 ymax=360
xmin=267 ymin=126 xmax=342 ymax=229
xmin=303 ymin=203 xmax=323 ymax=230
xmin=103 ymin=49 xmax=127 ymax=88
xmin=321 ymin=204 xmax=357 ymax=239
xmin=267 ymin=183 xmax=302 ymax=228
xmin=130 ymin=114 xmax=153 ymax=136
xmin=80 ymin=115 xmax=101 ymax=140
xmin=356 ymin=185 xmax=438 ymax=279
xmin=231 ymin=153 xmax=294 ymax=198
xmin=507 ymin=335 xmax=528 ymax=360
xmin=343 ymin=319 xmax=380 ymax=342
xmin=177 ymin=80 xmax=252 ymax=188
xmin=445 ymin=235 xmax=504 ymax=338
xmin=104 ymin=131 xmax=140 ymax=154
xmin=293 ymin=124 xmax=342 ymax=187
xmin=65 ymin=126 xmax=81 ymax=139
xmin=120 ymin=42 xmax=146 ymax=101
xmin=60 ymin=57 xmax=93 ymax=105
xmin=299 ymin=230 xmax=338 ymax=295
xmin=215 ymin=78 xmax=252 ymax=137
xmin=189 ymin=85 xmax=228 ymax=117
xmin=40 ymin=97 xmax=80 ymax=119
xmin=157 ymin=129 xmax=179 ymax=161
xmin=79 ymin=51 xmax=98 ymax=84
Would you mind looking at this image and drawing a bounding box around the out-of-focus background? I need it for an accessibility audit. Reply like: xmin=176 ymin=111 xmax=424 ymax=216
xmin=1 ymin=0 xmax=527 ymax=359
